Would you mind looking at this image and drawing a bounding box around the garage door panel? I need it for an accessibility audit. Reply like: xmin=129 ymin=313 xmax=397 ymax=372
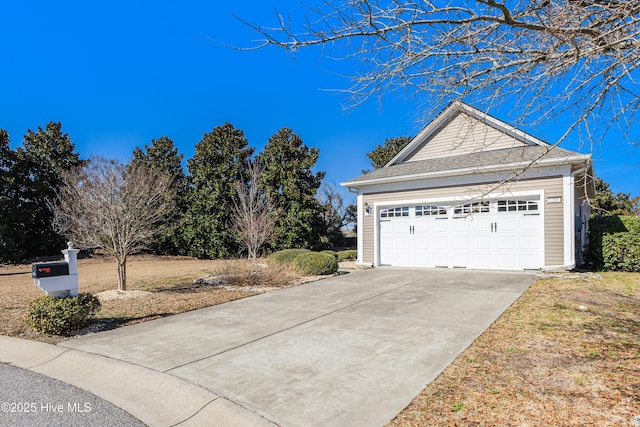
xmin=495 ymin=253 xmax=517 ymax=269
xmin=472 ymin=236 xmax=491 ymax=250
xmin=519 ymin=235 xmax=539 ymax=250
xmin=496 ymin=217 xmax=517 ymax=232
xmin=432 ymin=219 xmax=449 ymax=232
xmin=452 ymin=218 xmax=469 ymax=231
xmin=452 ymin=236 xmax=469 ymax=249
xmin=495 ymin=235 xmax=516 ymax=250
xmin=379 ymin=199 xmax=542 ymax=270
xmin=519 ymin=215 xmax=540 ymax=230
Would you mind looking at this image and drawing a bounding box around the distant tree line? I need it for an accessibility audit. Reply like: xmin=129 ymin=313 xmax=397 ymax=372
xmin=0 ymin=122 xmax=351 ymax=263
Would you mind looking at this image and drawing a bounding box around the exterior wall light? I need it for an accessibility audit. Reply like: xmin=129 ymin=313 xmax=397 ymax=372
xmin=364 ymin=202 xmax=371 ymax=216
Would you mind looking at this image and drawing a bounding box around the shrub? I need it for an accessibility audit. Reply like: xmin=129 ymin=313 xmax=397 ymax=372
xmin=293 ymin=252 xmax=339 ymax=275
xmin=321 ymin=250 xmax=338 ymax=259
xmin=24 ymin=293 xmax=101 ymax=335
xmin=602 ymin=233 xmax=640 ymax=272
xmin=207 ymin=259 xmax=301 ymax=288
xmin=268 ymin=249 xmax=311 ymax=266
xmin=337 ymin=250 xmax=358 ymax=261
xmin=588 ymin=215 xmax=640 ymax=270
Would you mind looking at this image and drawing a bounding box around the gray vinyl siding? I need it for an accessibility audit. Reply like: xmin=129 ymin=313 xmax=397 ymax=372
xmin=405 ymin=113 xmax=523 ymax=162
xmin=362 ymin=176 xmax=565 ymax=267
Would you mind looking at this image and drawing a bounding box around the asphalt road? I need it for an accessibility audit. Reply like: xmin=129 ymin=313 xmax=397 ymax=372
xmin=0 ymin=363 xmax=145 ymax=427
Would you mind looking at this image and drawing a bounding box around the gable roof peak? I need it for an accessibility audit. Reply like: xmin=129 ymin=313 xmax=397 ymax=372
xmin=385 ymin=101 xmax=550 ymax=167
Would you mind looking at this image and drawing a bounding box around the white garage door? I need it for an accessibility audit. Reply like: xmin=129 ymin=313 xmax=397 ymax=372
xmin=379 ymin=199 xmax=541 ymax=270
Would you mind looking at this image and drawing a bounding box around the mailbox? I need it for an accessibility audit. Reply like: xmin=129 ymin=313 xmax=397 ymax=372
xmin=32 ymin=262 xmax=70 ymax=278
xmin=32 ymin=242 xmax=80 ymax=298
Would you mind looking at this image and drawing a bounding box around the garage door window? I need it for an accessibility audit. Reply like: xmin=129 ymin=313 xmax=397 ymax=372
xmin=497 ymin=200 xmax=538 ymax=212
xmin=380 ymin=206 xmax=409 ymax=218
xmin=415 ymin=205 xmax=448 ymax=216
xmin=453 ymin=201 xmax=490 ymax=215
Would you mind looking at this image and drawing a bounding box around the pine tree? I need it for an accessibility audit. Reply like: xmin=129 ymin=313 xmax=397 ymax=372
xmin=180 ymin=123 xmax=254 ymax=258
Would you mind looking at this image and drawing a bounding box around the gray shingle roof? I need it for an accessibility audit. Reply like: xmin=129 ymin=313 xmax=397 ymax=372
xmin=345 ymin=145 xmax=590 ymax=185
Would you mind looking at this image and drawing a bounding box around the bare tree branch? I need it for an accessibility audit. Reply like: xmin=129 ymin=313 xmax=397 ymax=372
xmin=231 ymin=160 xmax=282 ymax=259
xmin=50 ymin=156 xmax=177 ymax=291
xmin=243 ymin=0 xmax=640 ymax=146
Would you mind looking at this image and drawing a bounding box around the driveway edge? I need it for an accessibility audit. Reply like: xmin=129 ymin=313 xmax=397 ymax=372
xmin=0 ymin=336 xmax=275 ymax=427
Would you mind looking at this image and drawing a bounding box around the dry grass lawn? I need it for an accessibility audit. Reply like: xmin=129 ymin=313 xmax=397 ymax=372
xmin=0 ymin=254 xmax=311 ymax=344
xmin=2 ymin=256 xmax=638 ymax=425
xmin=389 ymin=272 xmax=640 ymax=426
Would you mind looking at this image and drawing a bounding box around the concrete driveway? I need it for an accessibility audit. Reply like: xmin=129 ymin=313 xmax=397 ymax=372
xmin=61 ymin=268 xmax=534 ymax=427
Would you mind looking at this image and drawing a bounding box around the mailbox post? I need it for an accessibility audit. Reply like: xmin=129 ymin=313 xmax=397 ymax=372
xmin=32 ymin=242 xmax=80 ymax=298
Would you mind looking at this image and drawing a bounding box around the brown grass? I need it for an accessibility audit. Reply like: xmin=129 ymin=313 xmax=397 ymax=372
xmin=3 ymin=258 xmax=638 ymax=424
xmin=388 ymin=272 xmax=640 ymax=427
xmin=0 ymin=254 xmax=309 ymax=344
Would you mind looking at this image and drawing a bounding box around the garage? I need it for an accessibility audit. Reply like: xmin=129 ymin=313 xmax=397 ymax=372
xmin=342 ymin=101 xmax=594 ymax=271
xmin=378 ymin=199 xmax=542 ymax=270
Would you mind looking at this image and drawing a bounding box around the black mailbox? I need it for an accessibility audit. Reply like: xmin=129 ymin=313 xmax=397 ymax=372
xmin=32 ymin=262 xmax=70 ymax=278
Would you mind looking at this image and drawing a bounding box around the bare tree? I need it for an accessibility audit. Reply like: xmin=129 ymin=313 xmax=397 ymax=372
xmin=243 ymin=1 xmax=640 ymax=146
xmin=317 ymin=182 xmax=349 ymax=245
xmin=51 ymin=156 xmax=177 ymax=291
xmin=231 ymin=160 xmax=282 ymax=259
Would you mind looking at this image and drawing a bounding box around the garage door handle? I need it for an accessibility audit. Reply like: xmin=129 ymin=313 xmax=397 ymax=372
xmin=490 ymin=223 xmax=494 ymax=232
xmin=495 ymin=222 xmax=498 ymax=232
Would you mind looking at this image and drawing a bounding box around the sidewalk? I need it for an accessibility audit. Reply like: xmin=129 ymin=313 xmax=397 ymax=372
xmin=0 ymin=336 xmax=275 ymax=426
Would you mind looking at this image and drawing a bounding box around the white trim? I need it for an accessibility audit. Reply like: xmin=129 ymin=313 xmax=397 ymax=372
xmin=341 ymin=155 xmax=590 ymax=188
xmin=352 ymin=165 xmax=571 ymax=196
xmin=356 ymin=193 xmax=364 ymax=264
xmin=563 ymin=172 xmax=575 ymax=268
xmin=373 ymin=204 xmax=380 ymax=267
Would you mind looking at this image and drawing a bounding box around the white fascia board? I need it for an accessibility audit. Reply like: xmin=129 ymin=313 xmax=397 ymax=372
xmin=342 ymin=155 xmax=590 ymax=189
xmin=357 ymin=164 xmax=571 ymax=195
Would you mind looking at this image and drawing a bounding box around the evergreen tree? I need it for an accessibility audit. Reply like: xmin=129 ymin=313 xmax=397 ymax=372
xmin=364 ymin=136 xmax=412 ymax=172
xmin=0 ymin=130 xmax=20 ymax=261
xmin=258 ymin=128 xmax=325 ymax=250
xmin=592 ymin=177 xmax=639 ymax=216
xmin=12 ymin=123 xmax=82 ymax=258
xmin=180 ymin=123 xmax=253 ymax=258
xmin=132 ymin=136 xmax=187 ymax=254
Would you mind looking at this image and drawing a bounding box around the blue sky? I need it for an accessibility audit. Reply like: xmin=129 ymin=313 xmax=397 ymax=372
xmin=2 ymin=0 xmax=639 ymax=201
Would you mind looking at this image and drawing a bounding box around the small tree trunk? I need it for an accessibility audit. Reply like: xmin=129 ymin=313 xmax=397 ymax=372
xmin=117 ymin=257 xmax=127 ymax=291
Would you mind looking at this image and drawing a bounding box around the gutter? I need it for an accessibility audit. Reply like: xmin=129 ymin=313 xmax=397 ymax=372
xmin=341 ymin=155 xmax=591 ymax=188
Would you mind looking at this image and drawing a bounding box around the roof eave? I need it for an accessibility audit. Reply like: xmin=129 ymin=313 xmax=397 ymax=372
xmin=341 ymin=155 xmax=591 ymax=188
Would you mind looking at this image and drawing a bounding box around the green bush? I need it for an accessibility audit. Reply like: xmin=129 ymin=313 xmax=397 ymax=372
xmin=321 ymin=250 xmax=338 ymax=259
xmin=293 ymin=252 xmax=339 ymax=275
xmin=269 ymin=249 xmax=311 ymax=266
xmin=602 ymin=233 xmax=640 ymax=272
xmin=588 ymin=215 xmax=640 ymax=270
xmin=24 ymin=293 xmax=101 ymax=335
xmin=337 ymin=250 xmax=358 ymax=261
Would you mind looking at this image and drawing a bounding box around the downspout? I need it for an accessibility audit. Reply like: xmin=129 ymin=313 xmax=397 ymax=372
xmin=571 ymin=164 xmax=590 ymax=268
